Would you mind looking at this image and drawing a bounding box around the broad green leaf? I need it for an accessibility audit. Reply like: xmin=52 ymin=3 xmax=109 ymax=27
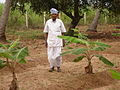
xmin=91 ymin=46 xmax=106 ymax=51
xmin=72 ymin=48 xmax=87 ymax=55
xmin=94 ymin=41 xmax=111 ymax=48
xmin=109 ymin=69 xmax=120 ymax=80
xmin=0 ymin=52 xmax=14 ymax=60
xmin=19 ymin=59 xmax=27 ymax=64
xmin=73 ymin=56 xmax=85 ymax=62
xmin=15 ymin=47 xmax=29 ymax=60
xmin=95 ymin=55 xmax=114 ymax=66
xmin=58 ymin=36 xmax=88 ymax=45
xmin=8 ymin=39 xmax=19 ymax=50
xmin=61 ymin=51 xmax=72 ymax=56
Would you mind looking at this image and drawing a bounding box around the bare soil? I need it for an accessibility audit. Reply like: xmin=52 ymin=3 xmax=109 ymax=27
xmin=0 ymin=25 xmax=120 ymax=90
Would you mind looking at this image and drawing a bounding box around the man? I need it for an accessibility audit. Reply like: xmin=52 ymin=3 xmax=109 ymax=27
xmin=43 ymin=8 xmax=66 ymax=72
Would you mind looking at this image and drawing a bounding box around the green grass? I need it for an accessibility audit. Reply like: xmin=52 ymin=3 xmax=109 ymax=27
xmin=6 ymin=29 xmax=44 ymax=39
xmin=112 ymin=33 xmax=120 ymax=36
xmin=112 ymin=29 xmax=120 ymax=31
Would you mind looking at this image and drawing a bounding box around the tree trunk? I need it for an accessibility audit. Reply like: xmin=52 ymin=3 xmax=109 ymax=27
xmin=25 ymin=11 xmax=28 ymax=28
xmin=84 ymin=12 xmax=87 ymax=25
xmin=9 ymin=71 xmax=19 ymax=90
xmin=87 ymin=9 xmax=101 ymax=32
xmin=63 ymin=0 xmax=83 ymax=36
xmin=0 ymin=0 xmax=12 ymax=42
xmin=85 ymin=59 xmax=93 ymax=74
xmin=67 ymin=17 xmax=80 ymax=36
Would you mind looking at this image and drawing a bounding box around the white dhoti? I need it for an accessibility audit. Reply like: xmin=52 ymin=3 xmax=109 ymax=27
xmin=47 ymin=47 xmax=62 ymax=68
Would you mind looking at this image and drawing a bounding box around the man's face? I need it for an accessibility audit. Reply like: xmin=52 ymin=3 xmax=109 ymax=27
xmin=51 ymin=14 xmax=58 ymax=20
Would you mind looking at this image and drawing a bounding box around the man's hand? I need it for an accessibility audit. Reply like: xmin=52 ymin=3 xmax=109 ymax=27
xmin=45 ymin=41 xmax=47 ymax=48
xmin=63 ymin=39 xmax=65 ymax=47
xmin=44 ymin=33 xmax=48 ymax=48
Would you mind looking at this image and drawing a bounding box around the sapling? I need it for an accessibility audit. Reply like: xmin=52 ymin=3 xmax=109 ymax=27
xmin=0 ymin=39 xmax=29 ymax=90
xmin=58 ymin=29 xmax=114 ymax=74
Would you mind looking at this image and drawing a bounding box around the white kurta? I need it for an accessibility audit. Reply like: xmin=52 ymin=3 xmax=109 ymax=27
xmin=44 ymin=19 xmax=66 ymax=68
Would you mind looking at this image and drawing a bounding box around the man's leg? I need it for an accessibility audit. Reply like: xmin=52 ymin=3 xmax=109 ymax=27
xmin=54 ymin=47 xmax=62 ymax=72
xmin=48 ymin=47 xmax=55 ymax=72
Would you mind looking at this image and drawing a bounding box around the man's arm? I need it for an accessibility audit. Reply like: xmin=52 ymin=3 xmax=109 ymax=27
xmin=44 ymin=33 xmax=48 ymax=48
xmin=62 ymin=33 xmax=65 ymax=47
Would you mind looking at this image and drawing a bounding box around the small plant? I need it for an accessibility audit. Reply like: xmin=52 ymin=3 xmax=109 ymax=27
xmin=0 ymin=39 xmax=29 ymax=90
xmin=58 ymin=32 xmax=114 ymax=74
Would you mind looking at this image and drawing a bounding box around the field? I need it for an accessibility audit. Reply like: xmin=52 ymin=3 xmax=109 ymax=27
xmin=0 ymin=25 xmax=120 ymax=90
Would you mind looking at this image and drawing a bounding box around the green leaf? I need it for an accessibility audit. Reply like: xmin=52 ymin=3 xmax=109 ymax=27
xmin=15 ymin=47 xmax=29 ymax=60
xmin=91 ymin=46 xmax=106 ymax=51
xmin=0 ymin=60 xmax=4 ymax=63
xmin=8 ymin=39 xmax=19 ymax=50
xmin=109 ymin=69 xmax=120 ymax=80
xmin=0 ymin=52 xmax=14 ymax=60
xmin=0 ymin=43 xmax=6 ymax=48
xmin=58 ymin=36 xmax=88 ymax=45
xmin=72 ymin=48 xmax=87 ymax=55
xmin=61 ymin=51 xmax=72 ymax=56
xmin=0 ymin=60 xmax=6 ymax=68
xmin=94 ymin=41 xmax=111 ymax=48
xmin=73 ymin=56 xmax=85 ymax=62
xmin=95 ymin=55 xmax=114 ymax=67
xmin=19 ymin=59 xmax=27 ymax=64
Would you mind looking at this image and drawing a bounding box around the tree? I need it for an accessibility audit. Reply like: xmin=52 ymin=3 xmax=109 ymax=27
xmin=11 ymin=0 xmax=89 ymax=36
xmin=55 ymin=0 xmax=88 ymax=36
xmin=87 ymin=0 xmax=120 ymax=32
xmin=0 ymin=0 xmax=12 ymax=41
xmin=87 ymin=8 xmax=101 ymax=32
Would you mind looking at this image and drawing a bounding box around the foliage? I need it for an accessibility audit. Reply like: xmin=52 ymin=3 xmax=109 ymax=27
xmin=89 ymin=0 xmax=120 ymax=14
xmin=58 ymin=29 xmax=113 ymax=73
xmin=0 ymin=39 xmax=29 ymax=89
xmin=0 ymin=39 xmax=29 ymax=68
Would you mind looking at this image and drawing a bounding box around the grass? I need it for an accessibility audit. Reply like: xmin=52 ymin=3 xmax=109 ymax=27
xmin=6 ymin=28 xmax=44 ymax=39
xmin=112 ymin=33 xmax=120 ymax=36
xmin=112 ymin=29 xmax=120 ymax=31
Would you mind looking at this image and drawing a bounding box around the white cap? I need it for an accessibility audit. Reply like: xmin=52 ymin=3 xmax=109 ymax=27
xmin=50 ymin=8 xmax=58 ymax=14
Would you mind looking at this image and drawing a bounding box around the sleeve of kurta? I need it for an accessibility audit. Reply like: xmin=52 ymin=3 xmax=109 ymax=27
xmin=60 ymin=21 xmax=66 ymax=32
xmin=43 ymin=22 xmax=48 ymax=33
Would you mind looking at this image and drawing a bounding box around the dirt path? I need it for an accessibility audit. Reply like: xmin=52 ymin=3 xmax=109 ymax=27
xmin=0 ymin=39 xmax=120 ymax=90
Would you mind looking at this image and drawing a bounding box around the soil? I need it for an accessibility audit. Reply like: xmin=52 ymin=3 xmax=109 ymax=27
xmin=0 ymin=25 xmax=120 ymax=90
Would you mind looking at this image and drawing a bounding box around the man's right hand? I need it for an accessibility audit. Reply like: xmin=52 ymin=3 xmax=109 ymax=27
xmin=45 ymin=42 xmax=47 ymax=48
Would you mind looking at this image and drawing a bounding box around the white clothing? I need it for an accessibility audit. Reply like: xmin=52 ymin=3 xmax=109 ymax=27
xmin=44 ymin=19 xmax=66 ymax=47
xmin=48 ymin=47 xmax=62 ymax=68
xmin=44 ymin=19 xmax=66 ymax=68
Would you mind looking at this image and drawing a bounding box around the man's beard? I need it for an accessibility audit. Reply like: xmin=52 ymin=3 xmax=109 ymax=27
xmin=52 ymin=18 xmax=56 ymax=21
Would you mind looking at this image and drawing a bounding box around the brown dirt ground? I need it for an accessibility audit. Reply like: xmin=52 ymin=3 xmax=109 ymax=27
xmin=0 ymin=25 xmax=120 ymax=90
